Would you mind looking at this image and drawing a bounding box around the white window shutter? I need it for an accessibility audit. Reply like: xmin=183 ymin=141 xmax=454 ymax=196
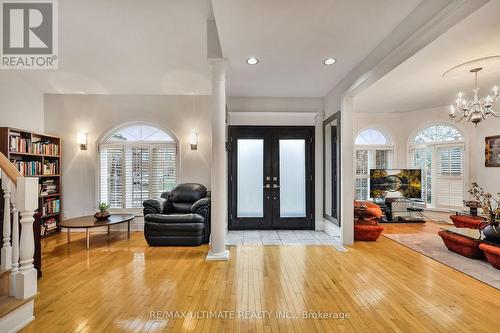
xmin=151 ymin=145 xmax=177 ymax=198
xmin=435 ymin=145 xmax=464 ymax=209
xmin=125 ymin=146 xmax=150 ymax=209
xmin=100 ymin=146 xmax=124 ymax=209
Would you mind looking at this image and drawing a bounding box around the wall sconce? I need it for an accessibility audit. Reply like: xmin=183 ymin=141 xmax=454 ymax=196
xmin=76 ymin=132 xmax=88 ymax=150
xmin=190 ymin=132 xmax=198 ymax=150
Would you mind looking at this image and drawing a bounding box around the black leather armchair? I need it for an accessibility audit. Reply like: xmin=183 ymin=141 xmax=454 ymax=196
xmin=143 ymin=183 xmax=211 ymax=246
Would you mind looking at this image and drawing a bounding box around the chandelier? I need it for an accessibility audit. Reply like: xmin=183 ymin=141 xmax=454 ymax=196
xmin=445 ymin=56 xmax=500 ymax=126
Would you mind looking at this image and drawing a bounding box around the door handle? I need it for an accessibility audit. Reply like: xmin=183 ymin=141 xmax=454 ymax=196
xmin=264 ymin=184 xmax=271 ymax=189
xmin=272 ymin=184 xmax=280 ymax=189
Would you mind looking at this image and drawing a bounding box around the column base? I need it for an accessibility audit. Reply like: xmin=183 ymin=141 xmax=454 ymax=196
xmin=205 ymin=249 xmax=230 ymax=261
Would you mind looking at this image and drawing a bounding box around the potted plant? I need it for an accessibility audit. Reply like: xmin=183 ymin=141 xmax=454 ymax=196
xmin=468 ymin=183 xmax=500 ymax=240
xmin=94 ymin=202 xmax=111 ymax=220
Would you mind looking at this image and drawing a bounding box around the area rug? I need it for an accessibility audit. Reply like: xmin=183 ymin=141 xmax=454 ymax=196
xmin=384 ymin=233 xmax=500 ymax=289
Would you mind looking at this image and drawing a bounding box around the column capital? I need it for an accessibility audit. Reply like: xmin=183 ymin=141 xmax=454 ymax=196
xmin=208 ymin=58 xmax=228 ymax=77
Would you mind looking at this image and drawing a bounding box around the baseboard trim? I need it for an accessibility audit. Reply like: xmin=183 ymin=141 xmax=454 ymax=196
xmin=0 ymin=299 xmax=34 ymax=333
xmin=205 ymin=249 xmax=230 ymax=261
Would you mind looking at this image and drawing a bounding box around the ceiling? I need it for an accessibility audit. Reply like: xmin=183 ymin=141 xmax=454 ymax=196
xmin=12 ymin=0 xmax=212 ymax=95
xmin=211 ymin=0 xmax=421 ymax=97
xmin=354 ymin=0 xmax=500 ymax=113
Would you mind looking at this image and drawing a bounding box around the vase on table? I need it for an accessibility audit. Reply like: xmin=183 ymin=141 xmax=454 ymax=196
xmin=483 ymin=224 xmax=500 ymax=241
xmin=94 ymin=211 xmax=110 ymax=220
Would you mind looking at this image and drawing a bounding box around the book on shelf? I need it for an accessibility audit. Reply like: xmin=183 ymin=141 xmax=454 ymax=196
xmin=11 ymin=160 xmax=42 ymax=176
xmin=43 ymin=160 xmax=59 ymax=175
xmin=9 ymin=132 xmax=31 ymax=153
xmin=40 ymin=179 xmax=58 ymax=196
xmin=32 ymin=138 xmax=59 ymax=155
xmin=41 ymin=217 xmax=58 ymax=236
xmin=42 ymin=198 xmax=60 ymax=216
xmin=9 ymin=132 xmax=59 ymax=155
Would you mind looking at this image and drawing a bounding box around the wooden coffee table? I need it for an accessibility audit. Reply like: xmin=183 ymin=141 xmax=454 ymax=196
xmin=60 ymin=214 xmax=135 ymax=250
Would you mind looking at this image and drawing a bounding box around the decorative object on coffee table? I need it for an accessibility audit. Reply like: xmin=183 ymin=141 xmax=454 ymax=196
xmin=94 ymin=202 xmax=111 ymax=220
xmin=485 ymin=135 xmax=500 ymax=167
xmin=464 ymin=200 xmax=480 ymax=216
xmin=468 ymin=182 xmax=500 ymax=240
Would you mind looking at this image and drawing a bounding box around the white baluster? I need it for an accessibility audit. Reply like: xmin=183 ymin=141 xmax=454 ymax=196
xmin=10 ymin=188 xmax=19 ymax=296
xmin=1 ymin=177 xmax=12 ymax=271
xmin=15 ymin=177 xmax=38 ymax=300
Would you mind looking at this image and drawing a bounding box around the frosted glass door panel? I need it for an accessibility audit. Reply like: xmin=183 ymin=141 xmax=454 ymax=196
xmin=279 ymin=140 xmax=306 ymax=217
xmin=237 ymin=139 xmax=264 ymax=218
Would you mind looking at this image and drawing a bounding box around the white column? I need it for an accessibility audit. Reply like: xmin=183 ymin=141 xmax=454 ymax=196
xmin=341 ymin=97 xmax=354 ymax=245
xmin=1 ymin=176 xmax=12 ymax=271
xmin=15 ymin=177 xmax=38 ymax=300
xmin=206 ymin=58 xmax=229 ymax=261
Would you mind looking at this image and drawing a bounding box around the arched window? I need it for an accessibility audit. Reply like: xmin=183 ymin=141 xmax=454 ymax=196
xmin=354 ymin=129 xmax=393 ymax=200
xmin=413 ymin=125 xmax=463 ymax=144
xmin=99 ymin=123 xmax=178 ymax=209
xmin=355 ymin=129 xmax=390 ymax=145
xmin=409 ymin=124 xmax=464 ymax=209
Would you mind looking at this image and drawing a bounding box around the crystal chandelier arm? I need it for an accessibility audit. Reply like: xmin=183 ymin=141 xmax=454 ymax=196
xmin=452 ymin=112 xmax=465 ymax=122
xmin=489 ymin=109 xmax=500 ymax=117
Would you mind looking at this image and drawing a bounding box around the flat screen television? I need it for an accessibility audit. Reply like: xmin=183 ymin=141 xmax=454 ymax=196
xmin=369 ymin=169 xmax=422 ymax=199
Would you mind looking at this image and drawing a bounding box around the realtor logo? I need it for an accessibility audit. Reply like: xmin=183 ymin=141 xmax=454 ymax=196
xmin=1 ymin=0 xmax=58 ymax=69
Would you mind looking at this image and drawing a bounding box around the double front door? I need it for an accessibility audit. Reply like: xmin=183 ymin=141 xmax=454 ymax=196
xmin=228 ymin=126 xmax=314 ymax=230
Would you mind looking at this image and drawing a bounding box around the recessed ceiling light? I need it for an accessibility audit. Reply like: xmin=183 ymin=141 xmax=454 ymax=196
xmin=324 ymin=57 xmax=336 ymax=65
xmin=246 ymin=57 xmax=259 ymax=65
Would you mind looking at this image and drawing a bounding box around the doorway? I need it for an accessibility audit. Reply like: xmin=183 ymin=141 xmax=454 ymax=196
xmin=228 ymin=126 xmax=314 ymax=230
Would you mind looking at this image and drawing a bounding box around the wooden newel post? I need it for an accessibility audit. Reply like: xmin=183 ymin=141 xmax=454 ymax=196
xmin=15 ymin=177 xmax=39 ymax=300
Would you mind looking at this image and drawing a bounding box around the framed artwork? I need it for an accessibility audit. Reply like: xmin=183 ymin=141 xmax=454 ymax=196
xmin=485 ymin=135 xmax=500 ymax=167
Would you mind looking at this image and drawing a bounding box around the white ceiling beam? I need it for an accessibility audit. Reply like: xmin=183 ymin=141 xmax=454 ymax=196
xmin=328 ymin=0 xmax=489 ymax=100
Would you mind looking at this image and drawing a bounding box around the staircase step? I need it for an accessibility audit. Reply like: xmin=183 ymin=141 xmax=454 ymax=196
xmin=0 ymin=295 xmax=34 ymax=319
xmin=0 ymin=269 xmax=9 ymax=296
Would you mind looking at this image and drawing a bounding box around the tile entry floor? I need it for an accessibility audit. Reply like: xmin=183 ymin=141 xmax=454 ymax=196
xmin=226 ymin=230 xmax=346 ymax=251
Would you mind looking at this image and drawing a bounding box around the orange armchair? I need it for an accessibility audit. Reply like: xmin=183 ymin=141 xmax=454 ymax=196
xmin=354 ymin=201 xmax=384 ymax=241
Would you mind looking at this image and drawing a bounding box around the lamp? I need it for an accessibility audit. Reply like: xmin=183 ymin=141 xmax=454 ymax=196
xmin=444 ymin=56 xmax=500 ymax=126
xmin=190 ymin=132 xmax=198 ymax=150
xmin=77 ymin=132 xmax=88 ymax=150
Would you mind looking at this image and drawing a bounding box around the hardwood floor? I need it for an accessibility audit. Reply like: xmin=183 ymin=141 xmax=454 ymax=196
xmin=21 ymin=230 xmax=500 ymax=332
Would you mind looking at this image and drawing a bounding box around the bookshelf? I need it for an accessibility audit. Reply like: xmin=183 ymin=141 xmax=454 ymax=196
xmin=0 ymin=127 xmax=62 ymax=238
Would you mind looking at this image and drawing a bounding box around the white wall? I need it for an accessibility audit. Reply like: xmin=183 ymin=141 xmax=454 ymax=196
xmin=227 ymin=96 xmax=323 ymax=113
xmin=352 ymin=105 xmax=500 ymax=200
xmin=470 ymin=119 xmax=500 ymax=195
xmin=0 ymin=73 xmax=44 ymax=133
xmin=44 ymin=94 xmax=212 ymax=226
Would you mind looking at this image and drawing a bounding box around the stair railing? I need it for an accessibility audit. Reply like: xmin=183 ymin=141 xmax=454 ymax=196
xmin=0 ymin=152 xmax=38 ymax=300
